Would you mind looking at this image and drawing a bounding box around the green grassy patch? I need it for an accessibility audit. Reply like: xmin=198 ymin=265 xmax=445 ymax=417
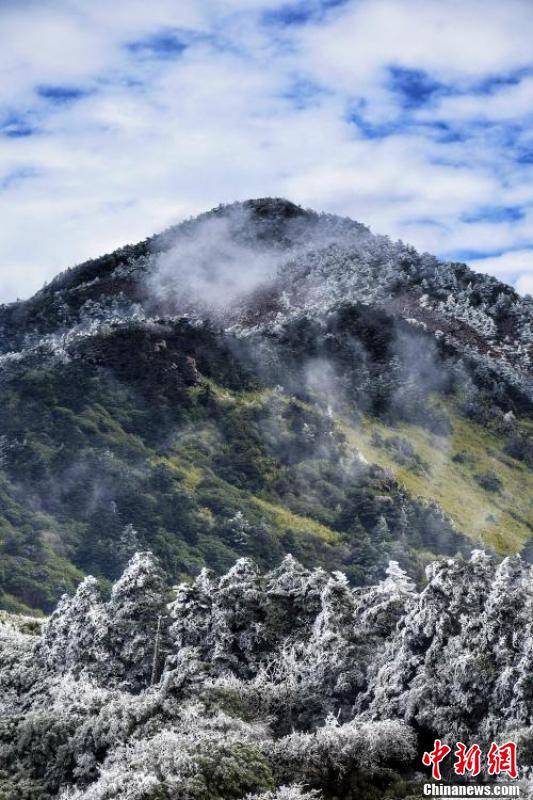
xmin=342 ymin=408 xmax=533 ymax=554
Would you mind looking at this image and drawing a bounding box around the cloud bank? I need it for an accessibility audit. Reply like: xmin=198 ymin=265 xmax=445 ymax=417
xmin=0 ymin=0 xmax=532 ymax=301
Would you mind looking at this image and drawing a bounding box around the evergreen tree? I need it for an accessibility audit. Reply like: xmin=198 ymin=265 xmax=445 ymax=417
xmin=107 ymin=551 xmax=169 ymax=691
xmin=37 ymin=575 xmax=109 ymax=680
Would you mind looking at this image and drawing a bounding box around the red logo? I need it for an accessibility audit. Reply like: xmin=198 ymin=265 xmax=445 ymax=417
xmin=422 ymin=740 xmax=518 ymax=780
xmin=487 ymin=742 xmax=518 ymax=780
xmin=422 ymin=740 xmax=451 ymax=780
xmin=454 ymin=742 xmax=482 ymax=777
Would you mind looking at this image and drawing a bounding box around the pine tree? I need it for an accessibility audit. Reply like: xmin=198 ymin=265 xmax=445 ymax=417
xmin=37 ymin=575 xmax=109 ymax=680
xmin=107 ymin=551 xmax=169 ymax=691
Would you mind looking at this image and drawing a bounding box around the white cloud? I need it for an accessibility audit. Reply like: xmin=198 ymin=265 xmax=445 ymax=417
xmin=468 ymin=249 xmax=533 ymax=275
xmin=467 ymin=250 xmax=533 ymax=297
xmin=0 ymin=0 xmax=532 ymax=301
xmin=515 ymin=273 xmax=533 ymax=296
xmin=298 ymin=0 xmax=533 ymax=87
xmin=420 ymin=76 xmax=533 ymax=123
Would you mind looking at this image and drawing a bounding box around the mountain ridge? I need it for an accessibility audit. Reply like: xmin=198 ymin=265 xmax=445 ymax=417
xmin=2 ymin=198 xmax=531 ymax=414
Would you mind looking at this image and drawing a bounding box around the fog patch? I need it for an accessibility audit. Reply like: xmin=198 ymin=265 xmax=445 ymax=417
xmin=144 ymin=202 xmax=372 ymax=325
xmin=147 ymin=206 xmax=289 ymax=321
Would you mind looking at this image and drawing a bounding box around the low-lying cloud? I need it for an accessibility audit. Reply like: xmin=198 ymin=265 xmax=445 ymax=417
xmin=147 ymin=207 xmax=284 ymax=319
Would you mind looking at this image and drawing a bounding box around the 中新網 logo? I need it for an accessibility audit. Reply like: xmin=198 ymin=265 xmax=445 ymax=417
xmin=422 ymin=740 xmax=518 ymax=781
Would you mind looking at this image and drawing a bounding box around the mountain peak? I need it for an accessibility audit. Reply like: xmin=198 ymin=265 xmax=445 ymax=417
xmin=0 ymin=199 xmax=531 ymax=408
xmin=224 ymin=197 xmax=310 ymax=220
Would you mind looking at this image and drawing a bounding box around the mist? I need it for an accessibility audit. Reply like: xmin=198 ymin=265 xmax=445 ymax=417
xmin=146 ymin=205 xmax=289 ymax=321
xmin=144 ymin=201 xmax=374 ymax=326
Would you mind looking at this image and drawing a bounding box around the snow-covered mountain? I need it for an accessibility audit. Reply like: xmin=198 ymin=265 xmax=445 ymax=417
xmin=0 ymin=198 xmax=532 ymax=799
xmin=2 ymin=198 xmax=531 ymax=397
xmin=0 ymin=198 xmax=531 ymax=614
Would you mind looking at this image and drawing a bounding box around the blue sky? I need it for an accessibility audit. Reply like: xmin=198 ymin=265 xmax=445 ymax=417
xmin=0 ymin=0 xmax=532 ymax=301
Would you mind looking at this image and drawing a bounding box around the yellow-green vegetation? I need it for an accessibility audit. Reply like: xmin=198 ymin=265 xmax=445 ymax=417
xmin=155 ymin=446 xmax=340 ymax=545
xmin=173 ymin=383 xmax=533 ymax=555
xmin=149 ymin=455 xmax=204 ymax=493
xmin=178 ymin=463 xmax=204 ymax=493
xmin=251 ymin=496 xmax=341 ymax=544
xmin=170 ymin=385 xmax=342 ymax=545
xmin=77 ymin=404 xmax=148 ymax=456
xmin=1 ymin=313 xmax=531 ymax=613
xmin=342 ymin=407 xmax=533 ymax=554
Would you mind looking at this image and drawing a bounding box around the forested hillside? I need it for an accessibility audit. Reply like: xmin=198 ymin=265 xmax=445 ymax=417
xmin=0 ymin=198 xmax=531 ymax=612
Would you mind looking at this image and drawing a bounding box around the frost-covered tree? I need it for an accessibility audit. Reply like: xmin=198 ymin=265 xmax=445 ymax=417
xmin=0 ymin=614 xmax=39 ymax=716
xmin=362 ymin=550 xmax=533 ymax=749
xmin=268 ymin=715 xmax=416 ymax=796
xmin=37 ymin=576 xmax=109 ymax=680
xmin=354 ymin=560 xmax=415 ymax=640
xmin=4 ymin=550 xmax=533 ymax=798
xmin=247 ymin=787 xmax=321 ymax=800
xmin=107 ymin=552 xmax=169 ymax=691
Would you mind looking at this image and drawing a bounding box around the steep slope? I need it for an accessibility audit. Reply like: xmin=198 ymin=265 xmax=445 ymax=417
xmin=0 ymin=199 xmax=531 ymax=612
